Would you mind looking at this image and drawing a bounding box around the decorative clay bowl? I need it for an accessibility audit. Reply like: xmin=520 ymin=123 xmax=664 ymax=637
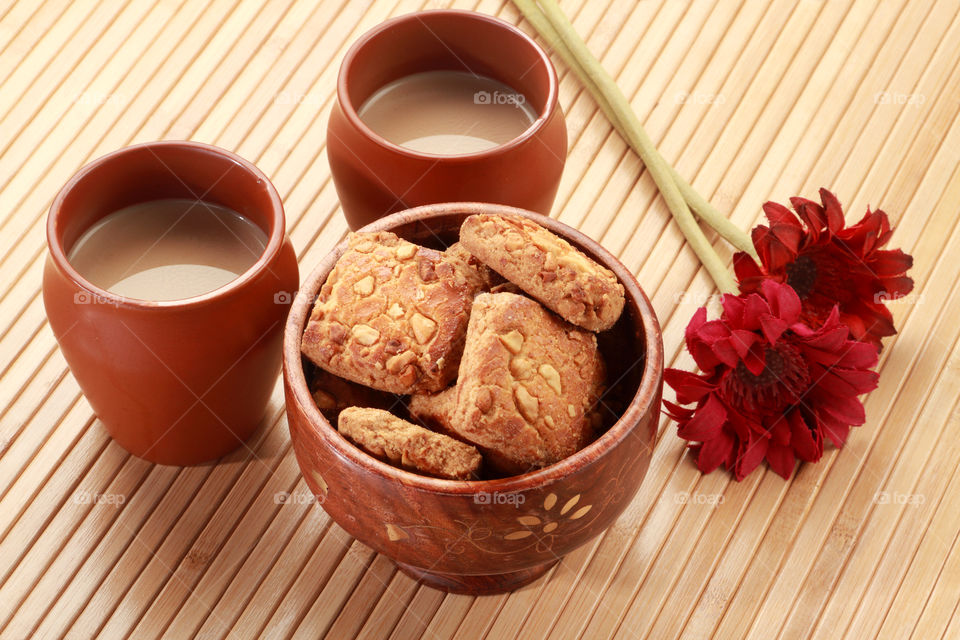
xmin=282 ymin=202 xmax=662 ymax=594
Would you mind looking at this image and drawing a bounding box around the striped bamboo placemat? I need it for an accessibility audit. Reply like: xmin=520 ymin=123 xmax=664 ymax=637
xmin=1 ymin=0 xmax=959 ymax=638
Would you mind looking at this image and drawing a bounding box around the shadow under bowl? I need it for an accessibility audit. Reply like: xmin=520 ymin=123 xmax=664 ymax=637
xmin=282 ymin=202 xmax=663 ymax=595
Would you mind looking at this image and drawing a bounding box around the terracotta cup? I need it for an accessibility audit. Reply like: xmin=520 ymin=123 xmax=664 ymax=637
xmin=327 ymin=10 xmax=567 ymax=230
xmin=43 ymin=141 xmax=300 ymax=466
xmin=283 ymin=203 xmax=663 ymax=595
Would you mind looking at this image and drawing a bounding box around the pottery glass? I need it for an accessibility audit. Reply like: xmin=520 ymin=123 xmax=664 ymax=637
xmin=327 ymin=10 xmax=567 ymax=230
xmin=43 ymin=141 xmax=300 ymax=466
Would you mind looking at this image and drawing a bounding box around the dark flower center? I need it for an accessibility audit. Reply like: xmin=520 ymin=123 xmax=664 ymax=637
xmin=722 ymin=343 xmax=810 ymax=415
xmin=786 ymin=255 xmax=816 ymax=299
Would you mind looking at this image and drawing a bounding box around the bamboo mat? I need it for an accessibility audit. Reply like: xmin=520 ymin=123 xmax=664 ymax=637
xmin=2 ymin=0 xmax=959 ymax=638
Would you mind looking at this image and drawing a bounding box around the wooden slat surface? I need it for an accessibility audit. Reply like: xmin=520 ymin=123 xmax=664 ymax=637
xmin=2 ymin=1 xmax=959 ymax=638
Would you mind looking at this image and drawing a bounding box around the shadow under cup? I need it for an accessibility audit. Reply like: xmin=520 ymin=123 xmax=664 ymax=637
xmin=43 ymin=141 xmax=300 ymax=466
xmin=328 ymin=9 xmax=568 ymax=230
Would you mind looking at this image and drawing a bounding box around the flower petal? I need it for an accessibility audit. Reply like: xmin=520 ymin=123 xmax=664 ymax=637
xmin=760 ymin=315 xmax=789 ymax=345
xmin=763 ymin=200 xmax=805 ymax=250
xmin=711 ymin=338 xmax=744 ymax=368
xmin=761 ymin=280 xmax=802 ymax=324
xmin=813 ymin=367 xmax=879 ymax=397
xmin=788 ymin=410 xmax=823 ymax=462
xmin=694 ymin=428 xmax=736 ymax=474
xmin=765 ymin=443 xmax=796 ymax=479
xmin=733 ymin=434 xmax=768 ymax=481
xmin=819 ymin=188 xmax=846 ymax=233
xmin=817 ymin=393 xmax=867 ymax=427
xmin=733 ymin=252 xmax=766 ymax=285
xmin=743 ymin=294 xmax=770 ymax=331
xmin=676 ymin=394 xmax=727 ymax=441
xmin=832 ymin=340 xmax=880 ymax=369
xmin=796 ymin=324 xmax=848 ymax=353
xmin=663 ymin=399 xmax=693 ymax=421
xmin=872 ymin=248 xmax=913 ymax=276
xmin=822 ymin=420 xmax=851 ymax=448
xmin=730 ymin=329 xmax=761 ymax=358
xmin=665 ymin=369 xmax=716 ymax=404
xmin=790 ymin=196 xmax=826 ymax=232
xmin=753 ymin=225 xmax=796 ymax=272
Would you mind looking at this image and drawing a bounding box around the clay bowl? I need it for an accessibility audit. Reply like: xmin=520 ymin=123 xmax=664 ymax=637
xmin=282 ymin=202 xmax=662 ymax=595
xmin=327 ymin=9 xmax=567 ymax=230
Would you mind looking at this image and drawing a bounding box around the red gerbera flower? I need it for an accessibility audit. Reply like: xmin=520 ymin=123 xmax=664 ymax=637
xmin=733 ymin=189 xmax=913 ymax=349
xmin=665 ymin=280 xmax=879 ymax=480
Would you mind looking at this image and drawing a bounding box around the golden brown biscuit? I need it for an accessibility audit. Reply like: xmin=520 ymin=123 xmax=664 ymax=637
xmin=408 ymin=386 xmax=458 ymax=433
xmin=338 ymin=407 xmax=482 ymax=480
xmin=309 ymin=368 xmax=395 ymax=422
xmin=409 ymin=383 xmax=535 ymax=476
xmin=459 ymin=214 xmax=625 ymax=331
xmin=444 ymin=241 xmax=499 ymax=290
xmin=448 ymin=292 xmax=607 ymax=474
xmin=489 ymin=281 xmax=524 ymax=295
xmin=301 ymin=232 xmax=487 ymax=393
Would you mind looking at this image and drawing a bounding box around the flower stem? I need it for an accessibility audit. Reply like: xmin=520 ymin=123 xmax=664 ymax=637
xmin=513 ymin=0 xmax=756 ymax=278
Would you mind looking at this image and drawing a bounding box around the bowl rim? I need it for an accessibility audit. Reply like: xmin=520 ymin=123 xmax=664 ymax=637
xmin=283 ymin=202 xmax=663 ymax=495
xmin=335 ymin=9 xmax=560 ymax=162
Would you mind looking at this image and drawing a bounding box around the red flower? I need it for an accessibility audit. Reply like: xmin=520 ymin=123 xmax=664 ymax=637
xmin=733 ymin=189 xmax=913 ymax=349
xmin=665 ymin=281 xmax=879 ymax=480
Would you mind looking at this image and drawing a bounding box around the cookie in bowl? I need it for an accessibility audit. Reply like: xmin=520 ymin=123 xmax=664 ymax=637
xmin=442 ymin=292 xmax=606 ymax=474
xmin=408 ymin=385 xmax=457 ymax=432
xmin=301 ymin=231 xmax=488 ymax=393
xmin=308 ymin=366 xmax=396 ymax=423
xmin=338 ymin=407 xmax=482 ymax=480
xmin=459 ymin=213 xmax=625 ymax=331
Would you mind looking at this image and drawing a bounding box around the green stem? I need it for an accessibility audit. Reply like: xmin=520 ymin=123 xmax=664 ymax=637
xmin=513 ymin=0 xmax=756 ymax=279
xmin=671 ymin=168 xmax=757 ymax=260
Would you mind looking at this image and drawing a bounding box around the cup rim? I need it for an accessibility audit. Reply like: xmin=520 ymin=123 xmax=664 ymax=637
xmin=284 ymin=202 xmax=664 ymax=496
xmin=45 ymin=140 xmax=287 ymax=310
xmin=335 ymin=9 xmax=560 ymax=162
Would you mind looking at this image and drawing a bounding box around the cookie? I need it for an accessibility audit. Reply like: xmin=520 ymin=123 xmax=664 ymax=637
xmin=338 ymin=407 xmax=482 ymax=480
xmin=489 ymin=281 xmax=524 ymax=295
xmin=448 ymin=292 xmax=607 ymax=474
xmin=409 ymin=383 xmax=536 ymax=476
xmin=301 ymin=232 xmax=487 ymax=393
xmin=444 ymin=241 xmax=499 ymax=290
xmin=459 ymin=214 xmax=625 ymax=331
xmin=309 ymin=367 xmax=396 ymax=423
xmin=408 ymin=386 xmax=457 ymax=433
